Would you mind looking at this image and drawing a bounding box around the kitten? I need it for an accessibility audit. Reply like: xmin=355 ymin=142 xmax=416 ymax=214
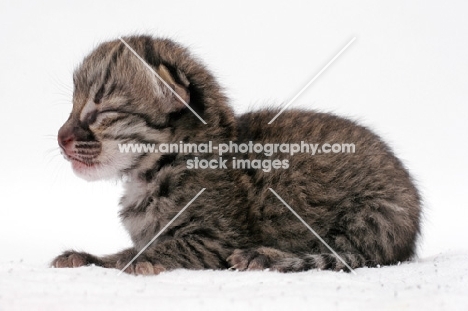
xmin=52 ymin=35 xmax=421 ymax=275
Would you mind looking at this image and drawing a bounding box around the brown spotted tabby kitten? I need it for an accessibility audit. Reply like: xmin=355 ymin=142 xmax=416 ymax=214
xmin=52 ymin=35 xmax=421 ymax=274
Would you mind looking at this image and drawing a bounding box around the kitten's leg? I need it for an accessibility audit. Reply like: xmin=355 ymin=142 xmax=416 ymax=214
xmin=51 ymin=248 xmax=140 ymax=271
xmin=52 ymin=250 xmax=100 ymax=268
xmin=52 ymin=236 xmax=231 ymax=275
xmin=227 ymin=247 xmax=366 ymax=272
xmin=227 ymin=247 xmax=293 ymax=271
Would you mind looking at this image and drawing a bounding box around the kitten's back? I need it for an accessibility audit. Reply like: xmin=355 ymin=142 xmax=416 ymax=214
xmin=235 ymin=109 xmax=421 ymax=266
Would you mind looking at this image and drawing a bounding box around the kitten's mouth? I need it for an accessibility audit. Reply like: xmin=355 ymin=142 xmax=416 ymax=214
xmin=67 ymin=155 xmax=105 ymax=181
xmin=65 ymin=154 xmax=100 ymax=175
xmin=60 ymin=141 xmax=126 ymax=181
xmin=61 ymin=149 xmax=99 ymax=162
xmin=60 ymin=144 xmax=102 ymax=176
xmin=69 ymin=156 xmax=98 ymax=169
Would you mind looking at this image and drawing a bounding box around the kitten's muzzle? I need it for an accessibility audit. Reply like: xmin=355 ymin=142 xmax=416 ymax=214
xmin=58 ymin=117 xmax=95 ymax=148
xmin=58 ymin=118 xmax=99 ymax=161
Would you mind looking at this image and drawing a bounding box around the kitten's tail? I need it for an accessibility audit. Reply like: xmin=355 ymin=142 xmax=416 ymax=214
xmin=271 ymin=253 xmax=366 ymax=272
xmin=227 ymin=247 xmax=367 ymax=273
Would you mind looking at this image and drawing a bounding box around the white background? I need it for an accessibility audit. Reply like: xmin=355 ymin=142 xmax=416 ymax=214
xmin=1 ymin=0 xmax=467 ymax=267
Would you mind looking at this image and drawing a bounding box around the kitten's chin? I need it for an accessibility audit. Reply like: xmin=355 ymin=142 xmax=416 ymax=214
xmin=71 ymin=160 xmax=119 ymax=181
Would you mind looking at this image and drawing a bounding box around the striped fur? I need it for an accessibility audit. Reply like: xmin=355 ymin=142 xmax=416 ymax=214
xmin=52 ymin=35 xmax=422 ymax=275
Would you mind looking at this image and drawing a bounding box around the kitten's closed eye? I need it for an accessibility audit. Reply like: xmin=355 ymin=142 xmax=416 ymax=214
xmin=83 ymin=109 xmax=120 ymax=126
xmin=83 ymin=110 xmax=98 ymax=125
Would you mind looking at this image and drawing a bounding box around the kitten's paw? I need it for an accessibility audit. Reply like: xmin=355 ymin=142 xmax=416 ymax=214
xmin=116 ymin=259 xmax=166 ymax=276
xmin=227 ymin=249 xmax=271 ymax=271
xmin=51 ymin=251 xmax=97 ymax=268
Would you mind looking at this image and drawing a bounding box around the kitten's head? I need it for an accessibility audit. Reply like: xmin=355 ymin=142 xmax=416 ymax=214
xmin=58 ymin=36 xmax=192 ymax=181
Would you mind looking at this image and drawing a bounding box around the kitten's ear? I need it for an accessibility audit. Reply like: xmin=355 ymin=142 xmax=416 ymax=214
xmin=157 ymin=64 xmax=190 ymax=110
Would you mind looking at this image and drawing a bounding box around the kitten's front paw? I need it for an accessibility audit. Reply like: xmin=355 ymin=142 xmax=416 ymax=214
xmin=124 ymin=261 xmax=166 ymax=275
xmin=51 ymin=251 xmax=98 ymax=268
xmin=116 ymin=259 xmax=166 ymax=276
xmin=109 ymin=249 xmax=166 ymax=275
xmin=227 ymin=249 xmax=270 ymax=271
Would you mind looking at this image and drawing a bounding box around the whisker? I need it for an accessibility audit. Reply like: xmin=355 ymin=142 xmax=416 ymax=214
xmin=46 ymin=153 xmax=62 ymax=166
xmin=49 ymin=72 xmax=73 ymax=95
xmin=43 ymin=147 xmax=61 ymax=158
xmin=51 ymin=101 xmax=72 ymax=107
xmin=44 ymin=147 xmax=60 ymax=156
xmin=49 ymin=160 xmax=69 ymax=186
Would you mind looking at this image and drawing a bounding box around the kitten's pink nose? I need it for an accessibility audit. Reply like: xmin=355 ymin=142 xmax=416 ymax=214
xmin=58 ymin=128 xmax=75 ymax=149
xmin=58 ymin=116 xmax=95 ymax=150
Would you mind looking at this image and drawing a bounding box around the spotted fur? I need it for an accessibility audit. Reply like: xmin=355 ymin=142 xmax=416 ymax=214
xmin=52 ymin=35 xmax=421 ymax=274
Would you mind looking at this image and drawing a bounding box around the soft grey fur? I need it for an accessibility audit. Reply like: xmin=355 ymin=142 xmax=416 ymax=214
xmin=52 ymin=35 xmax=421 ymax=275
